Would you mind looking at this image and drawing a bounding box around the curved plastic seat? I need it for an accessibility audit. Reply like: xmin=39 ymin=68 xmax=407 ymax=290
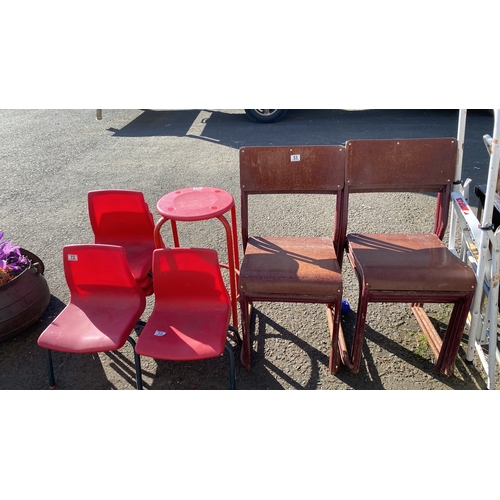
xmin=135 ymin=248 xmax=236 ymax=389
xmin=37 ymin=245 xmax=146 ymax=389
xmin=88 ymin=190 xmax=156 ymax=296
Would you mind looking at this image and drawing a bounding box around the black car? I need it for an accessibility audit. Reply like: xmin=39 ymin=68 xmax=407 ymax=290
xmin=244 ymin=109 xmax=287 ymax=123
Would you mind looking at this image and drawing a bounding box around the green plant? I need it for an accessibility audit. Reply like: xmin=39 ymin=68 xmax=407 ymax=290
xmin=414 ymin=333 xmax=430 ymax=357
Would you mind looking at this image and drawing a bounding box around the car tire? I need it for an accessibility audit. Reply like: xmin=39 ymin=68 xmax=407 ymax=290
xmin=244 ymin=109 xmax=287 ymax=123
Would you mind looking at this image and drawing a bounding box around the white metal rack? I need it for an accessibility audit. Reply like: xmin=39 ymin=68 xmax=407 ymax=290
xmin=449 ymin=109 xmax=500 ymax=389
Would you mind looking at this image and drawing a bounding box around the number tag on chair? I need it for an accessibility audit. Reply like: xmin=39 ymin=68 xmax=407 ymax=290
xmin=154 ymin=330 xmax=167 ymax=337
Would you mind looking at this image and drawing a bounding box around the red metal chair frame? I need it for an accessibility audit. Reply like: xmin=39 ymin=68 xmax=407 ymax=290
xmin=343 ymin=138 xmax=477 ymax=375
xmin=239 ymin=145 xmax=347 ymax=374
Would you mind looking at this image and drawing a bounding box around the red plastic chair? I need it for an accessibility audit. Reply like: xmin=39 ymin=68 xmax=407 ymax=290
xmin=88 ymin=190 xmax=156 ymax=296
xmin=37 ymin=245 xmax=146 ymax=389
xmin=135 ymin=248 xmax=236 ymax=389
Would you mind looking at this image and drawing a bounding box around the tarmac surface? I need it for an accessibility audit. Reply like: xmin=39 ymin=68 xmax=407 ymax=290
xmin=1 ymin=108 xmax=497 ymax=390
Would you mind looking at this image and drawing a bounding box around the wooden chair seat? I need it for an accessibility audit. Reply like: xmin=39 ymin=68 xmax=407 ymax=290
xmin=241 ymin=236 xmax=342 ymax=298
xmin=347 ymin=233 xmax=476 ymax=292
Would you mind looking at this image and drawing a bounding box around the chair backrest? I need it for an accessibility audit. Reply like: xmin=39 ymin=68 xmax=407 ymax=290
xmin=88 ymin=190 xmax=155 ymax=243
xmin=239 ymin=145 xmax=346 ymax=253
xmin=345 ymin=138 xmax=458 ymax=239
xmin=63 ymin=244 xmax=145 ymax=306
xmin=152 ymin=248 xmax=230 ymax=306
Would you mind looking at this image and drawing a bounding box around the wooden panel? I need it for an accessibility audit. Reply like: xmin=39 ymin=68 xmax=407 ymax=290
xmin=240 ymin=145 xmax=345 ymax=193
xmin=346 ymin=138 xmax=457 ymax=192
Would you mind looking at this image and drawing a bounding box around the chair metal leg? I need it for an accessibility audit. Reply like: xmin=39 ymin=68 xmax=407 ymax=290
xmin=127 ymin=337 xmax=143 ymax=390
xmin=435 ymin=295 xmax=474 ymax=376
xmin=239 ymin=296 xmax=252 ymax=369
xmin=351 ymin=287 xmax=370 ymax=374
xmin=46 ymin=349 xmax=56 ymax=389
xmin=225 ymin=342 xmax=236 ymax=390
xmin=326 ymin=302 xmax=342 ymax=375
xmin=228 ymin=325 xmax=242 ymax=345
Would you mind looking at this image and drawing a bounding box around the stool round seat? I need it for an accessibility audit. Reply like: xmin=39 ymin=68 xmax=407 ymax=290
xmin=157 ymin=187 xmax=234 ymax=221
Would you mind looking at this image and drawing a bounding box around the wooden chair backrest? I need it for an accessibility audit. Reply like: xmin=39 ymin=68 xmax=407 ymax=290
xmin=239 ymin=145 xmax=346 ymax=251
xmin=345 ymin=138 xmax=458 ymax=238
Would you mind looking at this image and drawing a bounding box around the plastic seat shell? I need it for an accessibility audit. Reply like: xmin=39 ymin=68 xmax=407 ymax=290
xmin=88 ymin=189 xmax=156 ymax=294
xmin=135 ymin=248 xmax=236 ymax=388
xmin=37 ymin=244 xmax=146 ymax=388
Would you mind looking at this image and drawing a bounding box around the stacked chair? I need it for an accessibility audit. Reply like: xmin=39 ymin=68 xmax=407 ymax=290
xmin=237 ymin=139 xmax=476 ymax=378
xmin=238 ymin=145 xmax=346 ymax=374
xmin=342 ymin=138 xmax=477 ymax=375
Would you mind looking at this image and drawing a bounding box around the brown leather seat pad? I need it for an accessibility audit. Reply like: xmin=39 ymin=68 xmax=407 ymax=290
xmin=347 ymin=233 xmax=476 ymax=292
xmin=240 ymin=236 xmax=342 ymax=297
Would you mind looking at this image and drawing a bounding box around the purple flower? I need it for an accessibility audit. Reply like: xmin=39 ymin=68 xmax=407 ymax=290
xmin=0 ymin=231 xmax=29 ymax=271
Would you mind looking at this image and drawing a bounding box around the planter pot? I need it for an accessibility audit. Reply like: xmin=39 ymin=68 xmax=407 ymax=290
xmin=0 ymin=249 xmax=51 ymax=342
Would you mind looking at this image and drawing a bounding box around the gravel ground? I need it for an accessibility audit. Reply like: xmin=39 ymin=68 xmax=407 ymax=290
xmin=1 ymin=109 xmax=498 ymax=390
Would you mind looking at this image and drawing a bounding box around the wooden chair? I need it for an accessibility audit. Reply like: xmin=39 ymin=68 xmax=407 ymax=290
xmin=239 ymin=145 xmax=346 ymax=373
xmin=344 ymin=138 xmax=477 ymax=375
